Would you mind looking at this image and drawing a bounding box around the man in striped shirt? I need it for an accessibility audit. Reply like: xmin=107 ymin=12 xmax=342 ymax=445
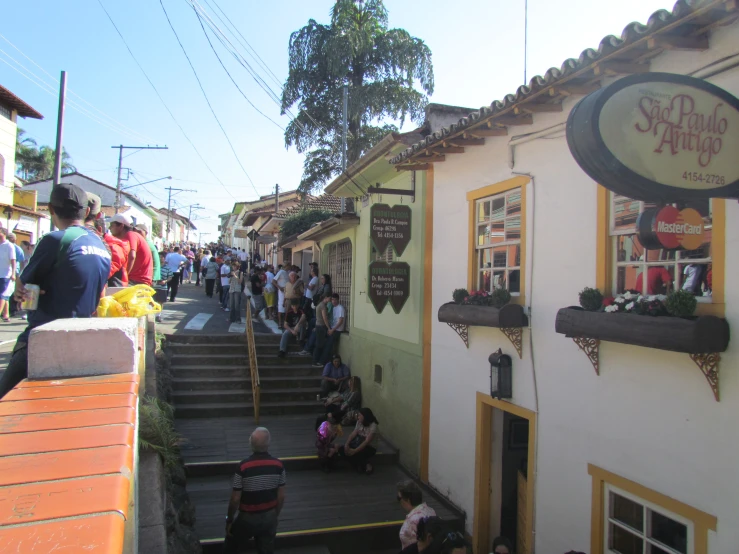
xmin=224 ymin=427 xmax=286 ymax=554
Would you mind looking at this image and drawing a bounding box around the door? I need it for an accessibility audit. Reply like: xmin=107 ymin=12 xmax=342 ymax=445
xmin=517 ymin=470 xmax=529 ymax=554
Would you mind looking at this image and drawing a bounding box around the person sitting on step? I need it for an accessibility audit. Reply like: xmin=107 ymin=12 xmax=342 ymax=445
xmin=278 ymin=299 xmax=306 ymax=358
xmin=319 ymin=354 xmax=351 ymax=396
xmin=338 ymin=407 xmax=379 ymax=475
xmin=315 ymin=404 xmax=343 ymax=473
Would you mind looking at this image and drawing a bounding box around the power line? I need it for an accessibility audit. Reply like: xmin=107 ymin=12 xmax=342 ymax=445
xmin=192 ymin=10 xmax=284 ymax=131
xmin=158 ymin=0 xmax=259 ymax=198
xmin=95 ymin=0 xmax=236 ymax=200
xmin=0 ymin=32 xmax=157 ymax=144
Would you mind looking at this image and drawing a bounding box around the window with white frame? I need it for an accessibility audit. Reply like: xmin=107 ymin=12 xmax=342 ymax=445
xmin=610 ymin=193 xmax=712 ymax=298
xmin=605 ymin=484 xmax=692 ymax=554
xmin=475 ymin=188 xmax=521 ymax=294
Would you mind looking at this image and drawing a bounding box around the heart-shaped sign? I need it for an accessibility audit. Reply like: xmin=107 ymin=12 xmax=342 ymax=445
xmin=370 ymin=204 xmax=412 ymax=256
xmin=368 ymin=261 xmax=411 ymax=314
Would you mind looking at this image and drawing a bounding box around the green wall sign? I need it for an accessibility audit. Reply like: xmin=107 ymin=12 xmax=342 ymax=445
xmin=370 ymin=204 xmax=411 ymax=256
xmin=368 ymin=261 xmax=411 ymax=314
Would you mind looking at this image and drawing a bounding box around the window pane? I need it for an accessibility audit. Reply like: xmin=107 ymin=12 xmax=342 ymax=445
xmin=492 ymin=270 xmax=506 ymax=290
xmin=679 ymin=263 xmax=710 ymax=295
xmin=632 ymin=266 xmax=674 ymax=295
xmin=609 ymin=523 xmax=643 ymax=554
xmin=613 ymin=195 xmax=641 ymax=234
xmin=479 ymin=248 xmax=492 ymax=270
xmin=479 ymin=270 xmax=491 ymax=293
xmin=506 ymin=190 xmax=522 ymax=216
xmin=507 ymin=244 xmax=520 ymax=268
xmin=477 ymin=201 xmax=490 ymax=223
xmin=616 ymin=265 xmax=642 ymax=295
xmin=616 ymin=235 xmax=644 ymax=264
xmin=478 ymin=224 xmax=489 ymax=247
xmin=649 ymin=545 xmax=670 ymax=554
xmin=649 ymin=511 xmax=687 ymax=554
xmin=611 ymin=492 xmax=644 ymax=532
xmin=508 ymin=269 xmax=521 ymax=293
xmin=492 ymin=246 xmax=507 ymax=268
xmin=491 ymin=197 xmax=505 ymax=220
xmin=505 ymin=215 xmax=521 ymax=241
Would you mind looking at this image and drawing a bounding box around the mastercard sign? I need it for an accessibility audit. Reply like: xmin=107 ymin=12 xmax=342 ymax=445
xmin=637 ymin=206 xmax=705 ymax=250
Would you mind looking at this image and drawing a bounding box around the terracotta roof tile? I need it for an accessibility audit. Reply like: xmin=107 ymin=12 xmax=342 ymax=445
xmin=0 ymin=84 xmax=43 ymax=119
xmin=392 ymin=0 xmax=735 ymax=164
xmin=276 ymin=195 xmax=354 ymax=218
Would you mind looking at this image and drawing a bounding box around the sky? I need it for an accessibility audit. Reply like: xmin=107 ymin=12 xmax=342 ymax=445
xmin=1 ymin=0 xmax=676 ymax=240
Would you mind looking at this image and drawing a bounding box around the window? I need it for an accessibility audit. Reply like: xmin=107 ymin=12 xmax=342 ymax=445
xmin=326 ymin=240 xmax=352 ymax=331
xmin=0 ymin=104 xmax=11 ymax=120
xmin=605 ymin=485 xmax=691 ymax=554
xmin=610 ymin=193 xmax=712 ymax=299
xmin=589 ymin=464 xmax=716 ymax=554
xmin=475 ymin=188 xmax=521 ymax=295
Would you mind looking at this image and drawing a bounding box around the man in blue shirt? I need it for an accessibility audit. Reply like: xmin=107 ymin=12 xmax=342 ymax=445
xmin=164 ymin=246 xmax=187 ymax=302
xmin=320 ymin=354 xmax=351 ymax=396
xmin=0 ymin=184 xmax=111 ymax=398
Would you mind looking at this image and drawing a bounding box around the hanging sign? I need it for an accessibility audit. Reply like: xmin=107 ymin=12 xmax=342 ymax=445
xmin=368 ymin=261 xmax=410 ymax=314
xmin=566 ymin=72 xmax=739 ymax=202
xmin=370 ymin=204 xmax=411 ymax=256
xmin=637 ymin=206 xmax=705 ymax=250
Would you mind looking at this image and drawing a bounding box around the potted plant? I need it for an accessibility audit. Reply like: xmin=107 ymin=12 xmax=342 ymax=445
xmin=438 ymin=288 xmax=527 ymax=329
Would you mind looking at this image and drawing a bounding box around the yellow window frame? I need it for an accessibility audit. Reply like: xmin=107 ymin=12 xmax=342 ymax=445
xmin=589 ymin=464 xmax=716 ymax=554
xmin=595 ymin=185 xmax=725 ymax=317
xmin=467 ymin=176 xmax=530 ymax=306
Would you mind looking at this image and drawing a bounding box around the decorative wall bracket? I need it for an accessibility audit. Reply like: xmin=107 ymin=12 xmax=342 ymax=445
xmin=572 ymin=337 xmax=600 ymax=375
xmin=689 ymin=353 xmax=720 ymax=402
xmin=501 ymin=327 xmax=523 ymax=359
xmin=445 ymin=322 xmax=469 ymax=348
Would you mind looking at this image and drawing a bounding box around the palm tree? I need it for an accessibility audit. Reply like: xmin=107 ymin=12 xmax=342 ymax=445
xmin=15 ymin=129 xmax=76 ymax=181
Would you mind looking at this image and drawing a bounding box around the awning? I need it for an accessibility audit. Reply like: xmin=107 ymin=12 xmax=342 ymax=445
xmin=298 ymin=214 xmax=360 ymax=242
xmin=255 ymin=235 xmax=278 ymax=244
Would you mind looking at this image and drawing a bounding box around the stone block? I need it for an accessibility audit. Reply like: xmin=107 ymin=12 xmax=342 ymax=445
xmin=28 ymin=318 xmax=140 ymax=379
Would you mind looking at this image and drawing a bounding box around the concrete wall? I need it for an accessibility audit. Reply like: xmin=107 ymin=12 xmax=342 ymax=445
xmin=428 ymin=22 xmax=739 ymax=552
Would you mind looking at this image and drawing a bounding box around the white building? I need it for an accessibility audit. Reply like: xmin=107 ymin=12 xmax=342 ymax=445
xmin=26 ymin=172 xmax=154 ymax=235
xmin=391 ymin=3 xmax=738 ymax=553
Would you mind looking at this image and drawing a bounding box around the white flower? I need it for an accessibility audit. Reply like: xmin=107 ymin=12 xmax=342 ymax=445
xmin=625 ymin=302 xmax=635 ymax=311
xmin=646 ymin=295 xmax=656 ymax=301
xmin=605 ymin=305 xmax=618 ymax=313
xmin=623 ymin=291 xmax=633 ymax=300
xmin=615 ymin=297 xmax=625 ymax=304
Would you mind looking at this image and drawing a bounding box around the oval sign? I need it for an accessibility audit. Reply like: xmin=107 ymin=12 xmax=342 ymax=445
xmin=567 ymin=73 xmax=739 ymax=202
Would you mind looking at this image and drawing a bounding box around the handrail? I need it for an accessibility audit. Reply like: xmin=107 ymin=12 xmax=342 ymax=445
xmin=245 ymin=299 xmax=261 ymax=424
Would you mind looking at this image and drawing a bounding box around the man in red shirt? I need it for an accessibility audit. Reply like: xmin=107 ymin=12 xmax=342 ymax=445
xmin=109 ymin=214 xmax=153 ymax=286
xmin=635 ymin=266 xmax=672 ymax=295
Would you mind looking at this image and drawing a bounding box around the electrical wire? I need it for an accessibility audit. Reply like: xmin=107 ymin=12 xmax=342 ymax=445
xmin=192 ymin=10 xmax=284 ymax=131
xmin=95 ymin=0 xmax=236 ymax=200
xmin=158 ymin=0 xmax=260 ymax=198
xmin=0 ymin=32 xmax=157 ymax=144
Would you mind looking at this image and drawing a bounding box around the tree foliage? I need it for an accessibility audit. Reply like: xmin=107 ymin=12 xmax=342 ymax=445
xmin=15 ymin=129 xmax=76 ymax=181
xmin=280 ymin=209 xmax=334 ymax=241
xmin=281 ymin=0 xmax=434 ymax=194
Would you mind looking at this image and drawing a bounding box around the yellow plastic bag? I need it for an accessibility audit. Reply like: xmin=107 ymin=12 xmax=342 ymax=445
xmin=100 ymin=284 xmax=161 ymax=317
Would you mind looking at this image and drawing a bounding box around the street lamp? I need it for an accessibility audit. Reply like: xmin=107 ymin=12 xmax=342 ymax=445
xmin=489 ymin=349 xmax=513 ymax=399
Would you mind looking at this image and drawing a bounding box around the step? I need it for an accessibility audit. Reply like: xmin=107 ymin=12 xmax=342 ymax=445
xmin=172 ymin=366 xmax=248 ymax=378
xmin=174 ymin=400 xmax=321 ymax=418
xmin=172 ymin=377 xmax=250 ymax=391
xmin=168 ymin=343 xmax=247 ymax=356
xmin=258 ymin=354 xmax=318 ymax=366
xmin=173 ymin=375 xmax=322 ymax=391
xmin=170 ymin=354 xmax=248 ymax=366
xmin=166 ymin=333 xmax=246 ymax=345
xmin=172 ymin=387 xmax=320 ymax=405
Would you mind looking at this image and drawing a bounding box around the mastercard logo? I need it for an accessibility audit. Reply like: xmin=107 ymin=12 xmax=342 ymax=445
xmin=654 ymin=206 xmax=705 ymax=250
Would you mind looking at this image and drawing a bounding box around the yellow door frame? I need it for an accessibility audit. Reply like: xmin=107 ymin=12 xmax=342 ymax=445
xmin=473 ymin=391 xmax=536 ymax=554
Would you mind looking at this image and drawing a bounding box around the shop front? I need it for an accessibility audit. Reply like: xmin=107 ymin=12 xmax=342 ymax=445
xmin=391 ymin=2 xmax=737 ymax=552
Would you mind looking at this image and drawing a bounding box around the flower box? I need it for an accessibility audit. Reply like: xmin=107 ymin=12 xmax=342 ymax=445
xmin=555 ymin=307 xmax=729 ymax=354
xmin=438 ymin=302 xmax=528 ymax=328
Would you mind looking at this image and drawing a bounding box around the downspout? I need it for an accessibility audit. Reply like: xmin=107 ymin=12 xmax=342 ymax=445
xmin=512 ymin=170 xmax=539 ymax=551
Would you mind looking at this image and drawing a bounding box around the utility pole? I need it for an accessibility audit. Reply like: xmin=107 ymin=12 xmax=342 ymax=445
xmin=341 ymin=83 xmax=348 ymax=214
xmin=185 ymin=204 xmax=204 ymax=242
xmin=274 ymin=184 xmax=279 ymax=213
xmin=52 ymin=71 xmax=67 ymax=187
xmin=164 ymin=186 xmax=196 ymax=244
xmin=112 ymin=145 xmax=168 ymax=213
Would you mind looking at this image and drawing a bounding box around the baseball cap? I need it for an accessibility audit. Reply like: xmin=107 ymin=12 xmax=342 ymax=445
xmin=109 ymin=213 xmax=132 ymax=228
xmin=134 ymin=222 xmax=149 ymax=233
xmin=87 ymin=193 xmax=102 ymax=217
xmin=50 ymin=183 xmax=87 ymax=211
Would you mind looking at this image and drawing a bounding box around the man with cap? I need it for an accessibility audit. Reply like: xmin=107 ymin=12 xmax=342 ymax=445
xmin=0 ymin=183 xmax=111 ymax=399
xmin=109 ymin=213 xmax=153 ymax=286
xmin=84 ymin=193 xmax=129 ymax=287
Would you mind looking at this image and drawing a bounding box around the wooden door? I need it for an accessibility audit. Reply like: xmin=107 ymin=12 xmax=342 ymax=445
xmin=517 ymin=470 xmax=529 ymax=554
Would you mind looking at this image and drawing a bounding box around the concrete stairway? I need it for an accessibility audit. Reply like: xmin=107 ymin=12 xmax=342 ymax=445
xmin=168 ymin=333 xmax=323 ymax=418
